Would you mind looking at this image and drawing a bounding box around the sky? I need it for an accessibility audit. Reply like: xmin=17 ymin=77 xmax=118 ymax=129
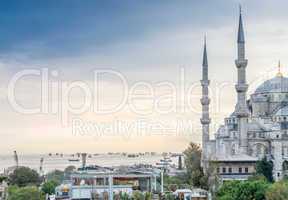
xmin=1 ymin=0 xmax=288 ymax=154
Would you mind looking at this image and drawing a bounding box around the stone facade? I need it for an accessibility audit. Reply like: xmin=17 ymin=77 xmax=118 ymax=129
xmin=201 ymin=9 xmax=288 ymax=181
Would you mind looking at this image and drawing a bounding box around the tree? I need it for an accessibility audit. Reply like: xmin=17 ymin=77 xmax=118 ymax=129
xmin=144 ymin=192 xmax=152 ymax=200
xmin=120 ymin=192 xmax=130 ymax=200
xmin=132 ymin=191 xmax=144 ymax=200
xmin=256 ymin=157 xmax=274 ymax=182
xmin=165 ymin=193 xmax=175 ymax=200
xmin=0 ymin=176 xmax=7 ymax=183
xmin=183 ymin=142 xmax=208 ymax=188
xmin=64 ymin=165 xmax=76 ymax=179
xmin=46 ymin=170 xmax=64 ymax=183
xmin=64 ymin=165 xmax=76 ymax=173
xmin=41 ymin=180 xmax=58 ymax=195
xmin=216 ymin=180 xmax=269 ymax=200
xmin=9 ymin=167 xmax=41 ymax=187
xmin=8 ymin=186 xmax=44 ymax=200
xmin=265 ymin=181 xmax=288 ymax=200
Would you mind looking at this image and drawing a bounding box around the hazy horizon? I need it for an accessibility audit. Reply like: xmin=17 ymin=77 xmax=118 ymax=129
xmin=1 ymin=1 xmax=288 ymax=154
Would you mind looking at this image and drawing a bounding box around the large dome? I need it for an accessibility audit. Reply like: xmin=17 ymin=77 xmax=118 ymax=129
xmin=254 ymin=76 xmax=288 ymax=94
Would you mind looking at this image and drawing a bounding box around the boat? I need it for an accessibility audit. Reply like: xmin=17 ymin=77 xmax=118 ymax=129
xmin=160 ymin=159 xmax=172 ymax=162
xmin=68 ymin=158 xmax=80 ymax=162
xmin=127 ymin=154 xmax=139 ymax=158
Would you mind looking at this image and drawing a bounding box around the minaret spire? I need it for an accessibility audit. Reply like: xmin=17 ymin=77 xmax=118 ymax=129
xmin=234 ymin=7 xmax=249 ymax=154
xmin=277 ymin=60 xmax=283 ymax=77
xmin=202 ymin=35 xmax=208 ymax=79
xmin=237 ymin=5 xmax=245 ymax=44
xmin=200 ymin=36 xmax=210 ymax=170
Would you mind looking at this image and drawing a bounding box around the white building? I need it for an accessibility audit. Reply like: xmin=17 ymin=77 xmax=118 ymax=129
xmin=201 ymin=8 xmax=288 ymax=181
xmin=55 ymin=165 xmax=161 ymax=200
xmin=0 ymin=181 xmax=7 ymax=200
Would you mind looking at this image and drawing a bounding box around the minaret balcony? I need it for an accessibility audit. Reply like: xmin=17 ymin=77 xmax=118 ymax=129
xmin=235 ymin=59 xmax=248 ymax=68
xmin=235 ymin=84 xmax=248 ymax=92
xmin=200 ymin=80 xmax=210 ymax=86
xmin=235 ymin=104 xmax=249 ymax=117
xmin=201 ymin=118 xmax=211 ymax=124
xmin=201 ymin=97 xmax=210 ymax=105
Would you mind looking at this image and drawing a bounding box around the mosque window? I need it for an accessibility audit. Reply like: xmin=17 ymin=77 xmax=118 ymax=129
xmin=217 ymin=168 xmax=220 ymax=173
xmin=283 ymin=161 xmax=288 ymax=171
xmin=259 ymin=132 xmax=264 ymax=138
xmin=222 ymin=167 xmax=226 ymax=173
xmin=281 ymin=122 xmax=288 ymax=130
xmin=245 ymin=167 xmax=248 ymax=173
xmin=239 ymin=167 xmax=242 ymax=173
xmin=228 ymin=168 xmax=232 ymax=173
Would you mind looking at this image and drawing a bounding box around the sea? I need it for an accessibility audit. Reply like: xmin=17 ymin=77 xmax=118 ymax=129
xmin=0 ymin=154 xmax=178 ymax=174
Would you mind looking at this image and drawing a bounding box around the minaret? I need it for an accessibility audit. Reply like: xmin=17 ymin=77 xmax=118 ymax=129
xmin=234 ymin=7 xmax=249 ymax=154
xmin=276 ymin=60 xmax=283 ymax=77
xmin=200 ymin=36 xmax=210 ymax=169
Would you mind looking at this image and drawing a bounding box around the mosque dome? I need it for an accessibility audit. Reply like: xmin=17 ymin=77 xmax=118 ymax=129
xmin=275 ymin=105 xmax=288 ymax=116
xmin=254 ymin=75 xmax=288 ymax=94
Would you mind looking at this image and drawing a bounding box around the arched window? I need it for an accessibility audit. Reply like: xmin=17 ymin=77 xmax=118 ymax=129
xmin=231 ymin=144 xmax=236 ymax=155
xmin=283 ymin=161 xmax=288 ymax=171
xmin=255 ymin=143 xmax=266 ymax=158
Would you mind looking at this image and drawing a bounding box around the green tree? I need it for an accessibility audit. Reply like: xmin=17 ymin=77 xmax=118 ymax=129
xmin=265 ymin=181 xmax=288 ymax=200
xmin=46 ymin=170 xmax=64 ymax=183
xmin=64 ymin=165 xmax=76 ymax=179
xmin=183 ymin=142 xmax=209 ymax=188
xmin=9 ymin=167 xmax=41 ymax=187
xmin=41 ymin=180 xmax=58 ymax=195
xmin=120 ymin=192 xmax=130 ymax=200
xmin=0 ymin=175 xmax=7 ymax=183
xmin=8 ymin=186 xmax=44 ymax=200
xmin=144 ymin=192 xmax=152 ymax=200
xmin=216 ymin=180 xmax=270 ymax=200
xmin=132 ymin=191 xmax=144 ymax=200
xmin=165 ymin=193 xmax=175 ymax=200
xmin=256 ymin=157 xmax=274 ymax=183
xmin=164 ymin=174 xmax=187 ymax=185
xmin=64 ymin=165 xmax=76 ymax=173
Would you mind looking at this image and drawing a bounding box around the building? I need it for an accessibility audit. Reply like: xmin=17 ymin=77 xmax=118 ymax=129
xmin=201 ymin=8 xmax=288 ymax=181
xmin=55 ymin=165 xmax=161 ymax=200
xmin=0 ymin=181 xmax=7 ymax=200
xmin=173 ymin=189 xmax=209 ymax=200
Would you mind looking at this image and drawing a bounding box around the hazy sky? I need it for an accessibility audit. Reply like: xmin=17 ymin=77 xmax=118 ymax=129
xmin=1 ymin=0 xmax=288 ymax=154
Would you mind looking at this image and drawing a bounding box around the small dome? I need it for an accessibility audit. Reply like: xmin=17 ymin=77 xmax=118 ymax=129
xmin=275 ymin=106 xmax=288 ymax=116
xmin=254 ymin=76 xmax=288 ymax=94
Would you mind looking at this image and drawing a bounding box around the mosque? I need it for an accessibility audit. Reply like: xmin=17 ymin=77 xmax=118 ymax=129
xmin=200 ymin=9 xmax=288 ymax=181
